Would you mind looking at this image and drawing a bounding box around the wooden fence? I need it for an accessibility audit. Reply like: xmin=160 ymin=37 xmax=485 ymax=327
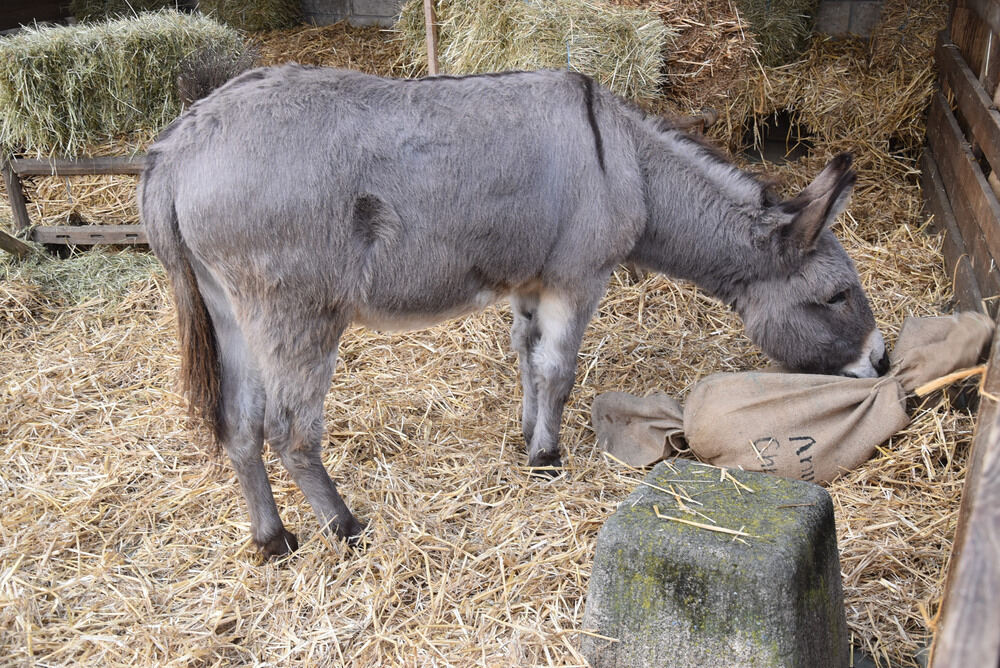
xmin=2 ymin=155 xmax=147 ymax=248
xmin=924 ymin=1 xmax=1000 ymax=666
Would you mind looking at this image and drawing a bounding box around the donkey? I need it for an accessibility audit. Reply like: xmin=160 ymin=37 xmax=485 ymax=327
xmin=140 ymin=65 xmax=887 ymax=557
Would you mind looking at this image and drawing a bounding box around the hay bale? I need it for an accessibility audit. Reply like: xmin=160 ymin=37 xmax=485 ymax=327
xmin=69 ymin=0 xmax=184 ymax=23
xmin=0 ymin=10 xmax=246 ymax=158
xmin=395 ymin=0 xmax=674 ymax=102
xmin=197 ymin=0 xmax=301 ymax=32
xmin=735 ymin=0 xmax=817 ymax=66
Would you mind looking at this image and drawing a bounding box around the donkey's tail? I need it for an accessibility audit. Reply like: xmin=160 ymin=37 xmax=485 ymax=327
xmin=139 ymin=155 xmax=224 ymax=445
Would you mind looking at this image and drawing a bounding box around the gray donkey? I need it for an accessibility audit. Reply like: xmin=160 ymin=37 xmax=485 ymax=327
xmin=140 ymin=65 xmax=887 ymax=557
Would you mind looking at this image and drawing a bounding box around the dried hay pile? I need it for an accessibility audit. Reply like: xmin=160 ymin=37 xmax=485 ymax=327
xmin=197 ymin=0 xmax=301 ymax=32
xmin=0 ymin=10 xmax=245 ymax=159
xmin=255 ymin=22 xmax=405 ymax=73
xmin=395 ymin=0 xmax=674 ymax=102
xmin=0 ymin=6 xmax=972 ymax=667
xmin=743 ymin=0 xmax=945 ymax=174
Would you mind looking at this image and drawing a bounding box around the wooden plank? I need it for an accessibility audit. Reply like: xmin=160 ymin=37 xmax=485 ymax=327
xmin=951 ymin=5 xmax=992 ymax=75
xmin=1 ymin=158 xmax=33 ymax=233
xmin=981 ymin=31 xmax=1000 ymax=94
xmin=0 ymin=227 xmax=32 ymax=258
xmin=928 ymin=96 xmax=1000 ymax=296
xmin=966 ymin=0 xmax=1000 ymax=47
xmin=927 ymin=92 xmax=1000 ymax=288
xmin=936 ymin=37 xmax=1000 ymax=177
xmin=31 ymin=225 xmax=147 ymax=245
xmin=922 ymin=148 xmax=988 ymax=312
xmin=930 ymin=329 xmax=1000 ymax=667
xmin=11 ymin=156 xmax=146 ymax=177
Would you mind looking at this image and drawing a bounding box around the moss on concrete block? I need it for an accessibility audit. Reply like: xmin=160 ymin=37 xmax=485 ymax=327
xmin=581 ymin=458 xmax=848 ymax=668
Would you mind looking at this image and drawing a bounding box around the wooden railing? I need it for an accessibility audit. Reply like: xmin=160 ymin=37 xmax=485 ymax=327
xmin=924 ymin=1 xmax=1000 ymax=665
xmin=1 ymin=155 xmax=147 ymax=249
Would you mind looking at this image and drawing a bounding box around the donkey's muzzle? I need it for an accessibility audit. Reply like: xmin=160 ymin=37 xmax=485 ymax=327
xmin=839 ymin=329 xmax=887 ymax=378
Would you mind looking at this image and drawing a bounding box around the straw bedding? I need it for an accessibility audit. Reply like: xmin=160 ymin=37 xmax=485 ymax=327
xmin=0 ymin=2 xmax=969 ymax=665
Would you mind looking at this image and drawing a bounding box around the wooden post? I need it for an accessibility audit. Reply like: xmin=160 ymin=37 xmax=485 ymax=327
xmin=2 ymin=157 xmax=32 ymax=233
xmin=423 ymin=0 xmax=439 ymax=76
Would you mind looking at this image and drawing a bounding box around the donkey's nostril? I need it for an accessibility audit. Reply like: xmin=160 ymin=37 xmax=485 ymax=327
xmin=873 ymin=349 xmax=890 ymax=376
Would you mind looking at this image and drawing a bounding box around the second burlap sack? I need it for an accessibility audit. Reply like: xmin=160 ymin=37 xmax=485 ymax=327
xmin=591 ymin=312 xmax=994 ymax=484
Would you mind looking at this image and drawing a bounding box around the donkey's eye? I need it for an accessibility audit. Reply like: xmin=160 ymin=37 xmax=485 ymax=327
xmin=826 ymin=290 xmax=849 ymax=305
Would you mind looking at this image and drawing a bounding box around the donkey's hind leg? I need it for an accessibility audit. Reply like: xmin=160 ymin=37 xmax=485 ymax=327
xmin=510 ymin=293 xmax=541 ymax=445
xmin=256 ymin=320 xmax=363 ymax=544
xmin=191 ymin=261 xmax=295 ymax=557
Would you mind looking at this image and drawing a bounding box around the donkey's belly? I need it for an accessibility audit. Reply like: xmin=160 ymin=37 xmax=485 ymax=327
xmin=353 ymin=288 xmax=507 ymax=333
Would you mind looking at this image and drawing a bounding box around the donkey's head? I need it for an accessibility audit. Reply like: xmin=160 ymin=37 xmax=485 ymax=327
xmin=737 ymin=154 xmax=887 ymax=377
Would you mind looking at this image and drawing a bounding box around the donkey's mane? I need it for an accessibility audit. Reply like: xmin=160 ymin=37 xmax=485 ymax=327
xmin=642 ymin=113 xmax=770 ymax=207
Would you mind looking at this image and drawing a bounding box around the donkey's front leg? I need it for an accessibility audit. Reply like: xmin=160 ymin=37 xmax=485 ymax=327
xmin=523 ymin=288 xmax=602 ymax=471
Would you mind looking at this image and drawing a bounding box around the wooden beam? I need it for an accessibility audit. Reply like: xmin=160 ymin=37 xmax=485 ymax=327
xmin=927 ymin=92 xmax=1000 ymax=294
xmin=951 ymin=6 xmax=993 ymax=75
xmin=1 ymin=158 xmax=32 ymax=232
xmin=31 ymin=225 xmax=146 ymax=245
xmin=11 ymin=156 xmax=146 ymax=177
xmin=936 ymin=36 xmax=1000 ymax=177
xmin=930 ymin=327 xmax=1000 ymax=667
xmin=922 ymin=148 xmax=989 ymax=312
xmin=0 ymin=227 xmax=32 ymax=257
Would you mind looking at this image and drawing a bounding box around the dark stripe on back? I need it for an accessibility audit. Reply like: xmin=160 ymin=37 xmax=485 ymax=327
xmin=576 ymin=73 xmax=606 ymax=172
xmin=409 ymin=70 xmax=531 ymax=82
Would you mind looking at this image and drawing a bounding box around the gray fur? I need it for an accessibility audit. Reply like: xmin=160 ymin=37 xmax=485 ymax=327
xmin=140 ymin=65 xmax=884 ymax=552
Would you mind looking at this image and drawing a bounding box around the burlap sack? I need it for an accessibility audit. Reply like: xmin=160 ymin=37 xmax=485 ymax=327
xmin=682 ymin=373 xmax=907 ymax=483
xmin=591 ymin=312 xmax=995 ymax=484
xmin=591 ymin=393 xmax=687 ymax=467
xmin=890 ymin=312 xmax=994 ymax=392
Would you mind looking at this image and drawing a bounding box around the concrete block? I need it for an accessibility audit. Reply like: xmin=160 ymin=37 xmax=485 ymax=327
xmin=816 ymin=1 xmax=884 ymax=37
xmin=351 ymin=0 xmax=403 ymax=17
xmin=815 ymin=2 xmax=852 ymax=35
xmin=848 ymin=2 xmax=884 ymax=37
xmin=581 ymin=459 xmax=848 ymax=668
xmin=301 ymin=0 xmax=350 ymax=25
xmin=347 ymin=14 xmax=398 ymax=27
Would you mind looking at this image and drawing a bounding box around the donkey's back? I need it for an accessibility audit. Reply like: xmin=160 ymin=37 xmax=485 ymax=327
xmin=151 ymin=66 xmax=646 ymax=324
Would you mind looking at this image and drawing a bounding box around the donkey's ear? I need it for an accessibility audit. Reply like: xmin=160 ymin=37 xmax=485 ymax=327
xmin=777 ymin=153 xmax=856 ymax=252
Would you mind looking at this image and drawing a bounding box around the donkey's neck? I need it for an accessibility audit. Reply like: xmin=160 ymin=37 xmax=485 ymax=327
xmin=626 ymin=128 xmax=770 ymax=304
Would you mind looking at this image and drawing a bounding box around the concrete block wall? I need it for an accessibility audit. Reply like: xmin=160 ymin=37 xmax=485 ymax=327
xmin=816 ymin=0 xmax=884 ymax=37
xmin=302 ymin=0 xmax=403 ymax=27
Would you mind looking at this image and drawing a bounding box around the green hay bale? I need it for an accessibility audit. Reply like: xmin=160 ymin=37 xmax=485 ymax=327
xmin=735 ymin=0 xmax=818 ymax=66
xmin=395 ymin=0 xmax=674 ymax=102
xmin=69 ymin=0 xmax=184 ymax=23
xmin=0 ymin=10 xmax=246 ymax=158
xmin=197 ymin=0 xmax=300 ymax=32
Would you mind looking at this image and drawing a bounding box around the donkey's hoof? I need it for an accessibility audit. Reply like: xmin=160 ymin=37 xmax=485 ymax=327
xmin=527 ymin=450 xmax=563 ymax=477
xmin=257 ymin=528 xmax=299 ymax=559
xmin=344 ymin=525 xmax=370 ymax=552
xmin=333 ymin=517 xmax=368 ymax=551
